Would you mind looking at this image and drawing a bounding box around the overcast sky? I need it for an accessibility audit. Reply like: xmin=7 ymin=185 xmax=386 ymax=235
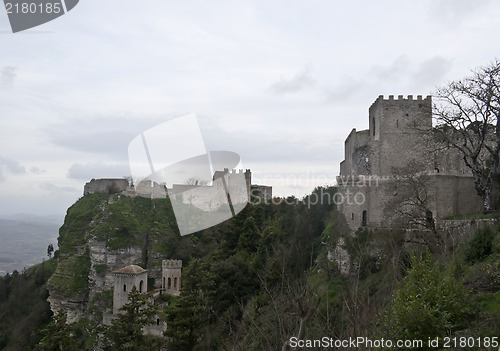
xmin=0 ymin=0 xmax=499 ymax=221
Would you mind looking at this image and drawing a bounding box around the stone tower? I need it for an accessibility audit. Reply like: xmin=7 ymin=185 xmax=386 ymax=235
xmin=337 ymin=95 xmax=482 ymax=234
xmin=112 ymin=265 xmax=148 ymax=314
xmin=368 ymin=95 xmax=433 ymax=175
xmin=162 ymin=259 xmax=182 ymax=296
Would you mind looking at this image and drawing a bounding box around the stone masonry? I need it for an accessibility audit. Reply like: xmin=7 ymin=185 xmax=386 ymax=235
xmin=337 ymin=95 xmax=483 ymax=233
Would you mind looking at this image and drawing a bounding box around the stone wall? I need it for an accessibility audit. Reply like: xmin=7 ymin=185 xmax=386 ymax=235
xmin=84 ymin=178 xmax=129 ymax=195
xmin=337 ymin=95 xmax=484 ymax=235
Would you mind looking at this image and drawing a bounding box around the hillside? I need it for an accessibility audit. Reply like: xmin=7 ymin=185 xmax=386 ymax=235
xmin=1 ymin=187 xmax=499 ymax=350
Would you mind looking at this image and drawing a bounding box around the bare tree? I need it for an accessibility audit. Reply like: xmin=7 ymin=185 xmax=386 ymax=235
xmin=433 ymin=59 xmax=500 ymax=211
xmin=384 ymin=161 xmax=443 ymax=252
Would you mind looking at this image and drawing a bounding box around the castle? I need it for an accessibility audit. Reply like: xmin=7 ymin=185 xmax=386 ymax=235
xmin=83 ymin=168 xmax=272 ymax=210
xmin=337 ymin=95 xmax=483 ymax=233
xmin=104 ymin=259 xmax=182 ymax=336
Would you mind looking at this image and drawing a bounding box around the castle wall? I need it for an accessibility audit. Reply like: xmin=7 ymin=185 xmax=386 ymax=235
xmin=84 ymin=179 xmax=129 ymax=195
xmin=431 ymin=175 xmax=483 ymax=219
xmin=340 ymin=129 xmax=370 ymax=175
xmin=251 ymin=185 xmax=273 ymax=202
xmin=337 ymin=95 xmax=484 ymax=234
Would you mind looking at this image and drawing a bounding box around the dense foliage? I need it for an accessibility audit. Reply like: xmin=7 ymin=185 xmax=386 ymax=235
xmin=0 ymin=260 xmax=56 ymax=350
xmin=1 ymin=186 xmax=499 ymax=350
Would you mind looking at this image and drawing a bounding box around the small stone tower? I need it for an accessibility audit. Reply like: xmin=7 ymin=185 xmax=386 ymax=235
xmin=162 ymin=259 xmax=182 ymax=296
xmin=113 ymin=265 xmax=148 ymax=314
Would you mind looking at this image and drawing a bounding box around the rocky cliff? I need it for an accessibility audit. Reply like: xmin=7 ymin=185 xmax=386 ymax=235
xmin=47 ymin=193 xmax=182 ymax=323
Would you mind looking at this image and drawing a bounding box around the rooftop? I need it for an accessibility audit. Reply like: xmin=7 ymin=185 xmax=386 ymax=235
xmin=114 ymin=265 xmax=146 ymax=274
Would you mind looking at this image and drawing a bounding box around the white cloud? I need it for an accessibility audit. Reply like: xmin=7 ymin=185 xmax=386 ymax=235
xmin=39 ymin=182 xmax=78 ymax=193
xmin=0 ymin=0 xmax=499 ymax=215
xmin=270 ymin=66 xmax=316 ymax=94
xmin=67 ymin=162 xmax=131 ymax=180
xmin=0 ymin=157 xmax=25 ymax=182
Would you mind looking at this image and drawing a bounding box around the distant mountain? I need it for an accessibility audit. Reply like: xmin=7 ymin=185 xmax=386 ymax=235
xmin=0 ymin=215 xmax=60 ymax=276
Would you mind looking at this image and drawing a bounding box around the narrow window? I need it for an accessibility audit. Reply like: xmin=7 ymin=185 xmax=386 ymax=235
xmin=362 ymin=210 xmax=367 ymax=227
xmin=372 ymin=117 xmax=376 ymax=136
xmin=157 ymin=318 xmax=160 ymax=326
xmin=351 ymin=213 xmax=354 ymax=220
xmin=123 ymin=284 xmax=127 ymax=292
xmin=139 ymin=280 xmax=144 ymax=293
xmin=396 ymin=119 xmax=398 ymax=128
xmin=174 ymin=277 xmax=177 ymax=289
xmin=168 ymin=277 xmax=171 ymax=289
xmin=163 ymin=277 xmax=166 ymax=289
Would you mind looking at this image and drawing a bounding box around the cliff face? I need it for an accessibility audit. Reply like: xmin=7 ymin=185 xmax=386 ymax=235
xmin=47 ymin=193 xmax=181 ymax=323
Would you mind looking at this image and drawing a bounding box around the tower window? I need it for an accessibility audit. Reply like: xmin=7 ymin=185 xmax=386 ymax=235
xmin=362 ymin=210 xmax=367 ymax=227
xmin=139 ymin=280 xmax=144 ymax=293
xmin=372 ymin=117 xmax=376 ymax=136
xmin=168 ymin=277 xmax=171 ymax=289
xmin=174 ymin=277 xmax=177 ymax=289
xmin=123 ymin=284 xmax=127 ymax=292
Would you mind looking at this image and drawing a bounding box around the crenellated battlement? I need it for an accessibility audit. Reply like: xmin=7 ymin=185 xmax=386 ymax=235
xmin=162 ymin=259 xmax=182 ymax=269
xmin=369 ymin=94 xmax=431 ymax=109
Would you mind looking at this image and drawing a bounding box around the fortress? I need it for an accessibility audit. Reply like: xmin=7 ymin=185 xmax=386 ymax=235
xmin=84 ymin=168 xmax=272 ymax=210
xmin=337 ymin=95 xmax=483 ymax=233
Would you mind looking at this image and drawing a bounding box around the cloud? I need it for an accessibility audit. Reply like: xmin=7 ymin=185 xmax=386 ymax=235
xmin=30 ymin=167 xmax=46 ymax=175
xmin=270 ymin=66 xmax=316 ymax=94
xmin=411 ymin=56 xmax=452 ymax=90
xmin=67 ymin=162 xmax=131 ymax=180
xmin=39 ymin=183 xmax=78 ymax=193
xmin=323 ymin=56 xmax=452 ymax=102
xmin=429 ymin=0 xmax=491 ymax=21
xmin=44 ymin=114 xmax=178 ymax=158
xmin=370 ymin=56 xmax=411 ymax=84
xmin=0 ymin=157 xmax=26 ymax=182
xmin=0 ymin=66 xmax=17 ymax=90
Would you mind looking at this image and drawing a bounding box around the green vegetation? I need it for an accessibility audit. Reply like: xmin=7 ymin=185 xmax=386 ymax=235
xmin=103 ymin=286 xmax=164 ymax=351
xmin=0 ymin=259 xmax=56 ymax=350
xmin=48 ymin=246 xmax=91 ymax=298
xmin=3 ymin=184 xmax=500 ymax=350
xmin=385 ymin=253 xmax=470 ymax=345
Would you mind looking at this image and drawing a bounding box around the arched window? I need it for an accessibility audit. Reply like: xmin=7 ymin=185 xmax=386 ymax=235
xmin=174 ymin=277 xmax=177 ymax=289
xmin=139 ymin=280 xmax=144 ymax=293
xmin=362 ymin=210 xmax=367 ymax=227
xmin=123 ymin=284 xmax=127 ymax=292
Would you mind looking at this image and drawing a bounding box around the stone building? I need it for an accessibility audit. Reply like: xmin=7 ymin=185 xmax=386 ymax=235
xmin=84 ymin=178 xmax=129 ymax=195
xmin=84 ymin=169 xmax=272 ymax=208
xmin=104 ymin=260 xmax=182 ymax=336
xmin=112 ymin=264 xmax=148 ymax=314
xmin=162 ymin=259 xmax=182 ymax=296
xmin=337 ymin=95 xmax=483 ymax=234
